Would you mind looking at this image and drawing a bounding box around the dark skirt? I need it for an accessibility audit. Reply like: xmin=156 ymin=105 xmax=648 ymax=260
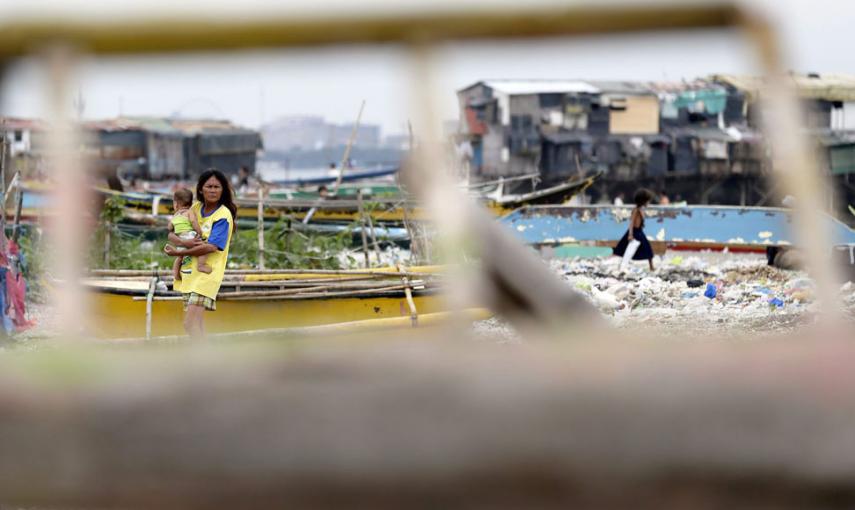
xmin=613 ymin=227 xmax=654 ymax=260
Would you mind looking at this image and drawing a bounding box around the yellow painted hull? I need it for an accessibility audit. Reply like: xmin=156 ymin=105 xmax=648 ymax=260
xmin=89 ymin=289 xmax=447 ymax=339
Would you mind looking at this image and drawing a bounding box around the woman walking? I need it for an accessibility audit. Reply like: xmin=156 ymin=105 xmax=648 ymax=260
xmin=165 ymin=169 xmax=237 ymax=338
xmin=613 ymin=188 xmax=655 ymax=271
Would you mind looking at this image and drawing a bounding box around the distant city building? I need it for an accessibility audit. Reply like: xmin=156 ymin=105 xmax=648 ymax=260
xmin=262 ymin=115 xmax=380 ymax=152
xmin=381 ymin=134 xmax=410 ymax=151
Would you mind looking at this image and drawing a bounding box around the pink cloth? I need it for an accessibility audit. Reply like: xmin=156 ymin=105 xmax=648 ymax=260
xmin=6 ymin=272 xmax=33 ymax=331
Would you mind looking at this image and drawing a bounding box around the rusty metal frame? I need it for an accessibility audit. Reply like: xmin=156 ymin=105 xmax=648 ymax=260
xmin=0 ymin=3 xmax=741 ymax=57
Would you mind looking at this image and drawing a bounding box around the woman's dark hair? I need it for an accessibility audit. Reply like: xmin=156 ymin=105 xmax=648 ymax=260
xmin=196 ymin=168 xmax=238 ymax=229
xmin=634 ymin=188 xmax=654 ymax=207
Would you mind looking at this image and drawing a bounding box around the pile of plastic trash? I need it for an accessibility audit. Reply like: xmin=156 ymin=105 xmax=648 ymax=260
xmin=553 ymin=252 xmax=855 ymax=336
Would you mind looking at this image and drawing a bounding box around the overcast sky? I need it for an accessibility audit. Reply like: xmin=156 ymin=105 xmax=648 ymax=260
xmin=0 ymin=0 xmax=850 ymax=136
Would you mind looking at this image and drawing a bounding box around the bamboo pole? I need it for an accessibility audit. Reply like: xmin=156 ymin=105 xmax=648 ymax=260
xmin=144 ymin=277 xmax=156 ymax=340
xmin=217 ymin=280 xmax=425 ymax=299
xmin=332 ymin=100 xmax=366 ymax=196
xmin=357 ymin=190 xmax=370 ymax=268
xmin=221 ymin=284 xmax=415 ymax=301
xmin=132 ymin=283 xmax=419 ymax=301
xmin=364 ymin=199 xmax=383 ymax=263
xmin=86 ymin=268 xmax=441 ymax=278
xmin=302 ymin=100 xmax=367 ymax=225
xmin=398 ymin=264 xmax=419 ymax=327
xmin=404 ymin=119 xmax=421 ymax=260
xmin=400 ymin=205 xmax=419 ymax=263
xmin=221 ymin=276 xmax=430 ymax=288
xmin=257 ymin=186 xmax=265 ymax=270
xmin=89 ymin=274 xmax=439 ymax=287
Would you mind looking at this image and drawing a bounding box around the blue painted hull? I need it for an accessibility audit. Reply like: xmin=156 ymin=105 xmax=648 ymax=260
xmin=501 ymin=205 xmax=855 ymax=250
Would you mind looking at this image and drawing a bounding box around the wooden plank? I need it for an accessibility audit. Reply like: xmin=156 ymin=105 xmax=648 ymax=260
xmin=0 ymin=329 xmax=853 ymax=508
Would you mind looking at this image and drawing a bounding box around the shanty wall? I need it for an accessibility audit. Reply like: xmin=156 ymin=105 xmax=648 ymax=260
xmin=608 ymin=94 xmax=660 ymax=135
xmin=146 ymin=133 xmax=184 ymax=179
xmin=183 ymin=132 xmax=260 ymax=178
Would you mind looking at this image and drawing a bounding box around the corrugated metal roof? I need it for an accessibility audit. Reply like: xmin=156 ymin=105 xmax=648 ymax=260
xmin=586 ymin=80 xmax=655 ymax=95
xmin=84 ymin=117 xmax=181 ymax=134
xmin=83 ymin=117 xmax=257 ymax=136
xmin=480 ymin=80 xmax=600 ymax=96
xmin=711 ymin=73 xmax=855 ymax=102
xmin=0 ymin=117 xmax=45 ymax=130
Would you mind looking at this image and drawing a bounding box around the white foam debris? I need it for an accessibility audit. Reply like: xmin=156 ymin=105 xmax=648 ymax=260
xmin=656 ymin=228 xmax=666 ymax=241
xmin=758 ymin=231 xmax=773 ymax=239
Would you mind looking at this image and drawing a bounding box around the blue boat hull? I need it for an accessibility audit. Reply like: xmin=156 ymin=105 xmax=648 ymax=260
xmin=501 ymin=205 xmax=855 ymax=251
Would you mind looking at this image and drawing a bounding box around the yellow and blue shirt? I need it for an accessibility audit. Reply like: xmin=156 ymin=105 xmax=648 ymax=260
xmin=173 ymin=202 xmax=234 ymax=300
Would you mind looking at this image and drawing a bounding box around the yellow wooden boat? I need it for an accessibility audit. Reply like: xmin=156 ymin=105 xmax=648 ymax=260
xmin=85 ymin=266 xmax=451 ymax=338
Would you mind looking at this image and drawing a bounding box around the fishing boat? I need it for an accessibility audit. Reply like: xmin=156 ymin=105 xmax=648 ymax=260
xmin=97 ymin=172 xmax=599 ymax=224
xmin=501 ymin=205 xmax=855 ymax=255
xmin=85 ymin=266 xmax=452 ymax=339
xmin=269 ymin=183 xmax=402 ymax=201
xmin=266 ymin=165 xmax=399 ymax=187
